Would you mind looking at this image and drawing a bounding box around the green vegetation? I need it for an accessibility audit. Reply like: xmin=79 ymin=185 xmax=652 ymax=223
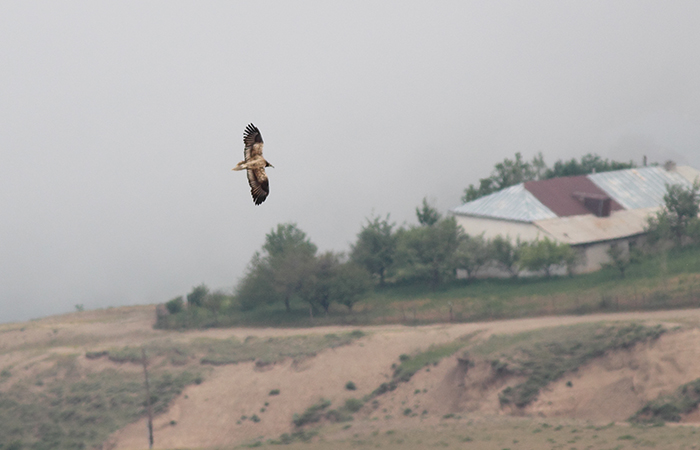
xmin=462 ymin=152 xmax=635 ymax=203
xmin=0 ymin=329 xmax=367 ymax=450
xmin=0 ymin=354 xmax=201 ymax=450
xmin=156 ymin=241 xmax=700 ymax=329
xmin=646 ymin=181 xmax=700 ymax=246
xmin=157 ymin=179 xmax=700 ymax=330
xmin=392 ymin=334 xmax=476 ymax=383
xmin=468 ymin=323 xmax=665 ymax=408
xmin=631 ymin=377 xmax=700 ymax=424
xmin=292 ymin=398 xmax=332 ymax=427
xmin=236 ymin=416 xmax=700 ymax=450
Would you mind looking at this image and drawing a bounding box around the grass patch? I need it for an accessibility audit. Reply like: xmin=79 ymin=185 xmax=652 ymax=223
xmin=196 ymin=331 xmax=364 ymax=366
xmin=469 ymin=323 xmax=666 ymax=408
xmin=368 ymin=333 xmax=478 ymax=400
xmin=392 ymin=333 xmax=477 ymax=383
xmin=0 ymin=354 xmax=202 ymax=450
xmin=631 ymin=377 xmax=700 ymax=423
xmin=293 ymin=398 xmax=332 ymax=427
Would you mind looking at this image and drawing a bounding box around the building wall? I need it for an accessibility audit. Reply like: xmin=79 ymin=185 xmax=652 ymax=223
xmin=453 ymin=214 xmax=545 ymax=242
xmin=574 ymin=236 xmax=642 ymax=274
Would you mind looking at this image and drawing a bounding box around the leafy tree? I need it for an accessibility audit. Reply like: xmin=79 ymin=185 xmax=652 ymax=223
xmin=331 ymin=262 xmax=373 ymax=312
xmin=305 ymin=251 xmax=339 ymax=316
xmin=235 ymin=252 xmax=279 ymax=311
xmin=543 ymin=154 xmax=634 ymax=179
xmin=202 ymin=290 xmax=231 ymax=314
xmin=416 ymin=198 xmax=440 ymax=226
xmin=604 ymin=242 xmax=631 ymax=278
xmin=187 ymin=284 xmax=209 ymax=307
xmin=462 ymin=153 xmax=542 ymax=202
xmin=519 ymin=237 xmax=575 ymax=277
xmin=490 ymin=235 xmax=524 ymax=278
xmin=454 ymin=233 xmax=492 ymax=279
xmin=395 ymin=214 xmax=463 ymax=288
xmin=165 ymin=296 xmax=184 ymax=314
xmin=645 ymin=182 xmax=700 ymax=247
xmin=462 ymin=152 xmax=635 ymax=203
xmin=351 ymin=214 xmax=397 ymax=286
xmin=304 ymin=252 xmax=373 ymax=314
xmin=236 ymin=223 xmax=318 ymax=312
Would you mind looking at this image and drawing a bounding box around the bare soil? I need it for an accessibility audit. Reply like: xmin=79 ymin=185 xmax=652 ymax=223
xmin=2 ymin=306 xmax=700 ymax=449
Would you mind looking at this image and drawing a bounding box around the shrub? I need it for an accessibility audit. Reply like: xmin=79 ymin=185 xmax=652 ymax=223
xmin=344 ymin=398 xmax=364 ymax=413
xmin=345 ymin=381 xmax=357 ymax=390
xmin=292 ymin=399 xmax=331 ymax=427
xmin=165 ymin=296 xmax=184 ymax=314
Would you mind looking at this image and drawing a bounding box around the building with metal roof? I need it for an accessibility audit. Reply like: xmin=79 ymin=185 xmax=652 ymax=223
xmin=451 ymin=165 xmax=699 ymax=274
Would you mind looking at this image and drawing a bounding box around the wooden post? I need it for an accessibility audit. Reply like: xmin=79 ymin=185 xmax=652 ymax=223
xmin=141 ymin=347 xmax=154 ymax=449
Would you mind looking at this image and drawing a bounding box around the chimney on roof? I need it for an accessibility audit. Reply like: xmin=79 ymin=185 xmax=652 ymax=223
xmin=643 ymin=155 xmax=648 ymax=167
xmin=573 ymin=192 xmax=612 ymax=217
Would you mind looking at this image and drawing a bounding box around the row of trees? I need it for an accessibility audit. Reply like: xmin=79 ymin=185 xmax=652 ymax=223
xmin=462 ymin=152 xmax=635 ymax=202
xmin=350 ymin=198 xmax=577 ymax=290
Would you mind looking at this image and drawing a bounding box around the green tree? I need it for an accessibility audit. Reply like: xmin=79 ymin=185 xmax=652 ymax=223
xmin=461 ymin=153 xmax=542 ymax=203
xmin=395 ymin=214 xmax=463 ymax=288
xmin=351 ymin=214 xmax=396 ymax=286
xmin=645 ymin=182 xmax=700 ymax=247
xmin=462 ymin=152 xmax=635 ymax=203
xmin=187 ymin=284 xmax=209 ymax=307
xmin=236 ymin=252 xmax=279 ymax=311
xmin=543 ymin=153 xmax=634 ymax=179
xmin=454 ymin=233 xmax=492 ymax=279
xmin=490 ymin=235 xmax=524 ymax=278
xmin=236 ymin=223 xmax=318 ymax=312
xmin=416 ymin=198 xmax=440 ymax=226
xmin=519 ymin=237 xmax=575 ymax=277
xmin=331 ymin=262 xmax=373 ymax=312
xmin=604 ymin=242 xmax=631 ymax=278
xmin=165 ymin=296 xmax=184 ymax=314
xmin=305 ymin=251 xmax=339 ymax=316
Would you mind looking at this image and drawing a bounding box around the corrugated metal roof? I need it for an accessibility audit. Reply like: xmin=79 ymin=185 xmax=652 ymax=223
xmin=451 ymin=184 xmax=557 ymax=222
xmin=588 ymin=167 xmax=691 ymax=210
xmin=675 ymin=165 xmax=700 ymax=185
xmin=534 ymin=207 xmax=657 ymax=245
xmin=523 ymin=175 xmax=624 ymax=217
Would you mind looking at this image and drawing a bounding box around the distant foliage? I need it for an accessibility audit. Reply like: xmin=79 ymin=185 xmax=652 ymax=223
xmin=351 ymin=214 xmax=397 ymax=286
xmin=394 ymin=205 xmax=463 ymax=288
xmin=165 ymin=296 xmax=184 ymax=315
xmin=454 ymin=233 xmax=491 ymax=280
xmin=462 ymin=152 xmax=635 ymax=203
xmin=645 ymin=182 xmax=700 ymax=247
xmin=187 ymin=284 xmax=209 ymax=307
xmin=519 ymin=237 xmax=577 ymax=277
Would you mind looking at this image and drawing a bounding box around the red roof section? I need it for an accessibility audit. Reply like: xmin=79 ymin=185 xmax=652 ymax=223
xmin=523 ymin=175 xmax=624 ymax=217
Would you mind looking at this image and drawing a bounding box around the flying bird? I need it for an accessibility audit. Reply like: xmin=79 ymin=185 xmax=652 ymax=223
xmin=232 ymin=123 xmax=274 ymax=205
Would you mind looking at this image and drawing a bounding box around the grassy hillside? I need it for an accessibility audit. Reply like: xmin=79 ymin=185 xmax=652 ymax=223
xmin=158 ymin=244 xmax=700 ymax=329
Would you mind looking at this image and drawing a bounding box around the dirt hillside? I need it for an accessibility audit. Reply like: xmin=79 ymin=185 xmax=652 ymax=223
xmin=2 ymin=306 xmax=700 ymax=449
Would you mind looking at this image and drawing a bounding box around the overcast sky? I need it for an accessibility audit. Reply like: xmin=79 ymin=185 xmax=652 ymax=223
xmin=2 ymin=1 xmax=700 ymax=323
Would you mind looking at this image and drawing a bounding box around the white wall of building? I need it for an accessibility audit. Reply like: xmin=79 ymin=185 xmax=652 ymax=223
xmin=453 ymin=214 xmax=545 ymax=242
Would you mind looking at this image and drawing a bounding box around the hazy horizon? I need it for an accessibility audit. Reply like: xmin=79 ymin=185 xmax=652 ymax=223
xmin=2 ymin=1 xmax=700 ymax=323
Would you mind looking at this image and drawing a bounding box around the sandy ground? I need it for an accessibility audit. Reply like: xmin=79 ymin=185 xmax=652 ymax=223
xmin=3 ymin=306 xmax=700 ymax=449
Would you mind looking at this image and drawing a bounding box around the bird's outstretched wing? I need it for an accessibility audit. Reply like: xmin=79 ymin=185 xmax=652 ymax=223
xmin=243 ymin=123 xmax=264 ymax=160
xmin=247 ymin=167 xmax=269 ymax=205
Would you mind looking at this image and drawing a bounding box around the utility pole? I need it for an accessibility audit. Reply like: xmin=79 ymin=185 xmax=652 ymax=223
xmin=141 ymin=347 xmax=154 ymax=449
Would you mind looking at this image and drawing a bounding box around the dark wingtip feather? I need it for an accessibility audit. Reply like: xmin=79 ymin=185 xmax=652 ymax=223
xmin=244 ymin=123 xmax=263 ymax=143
